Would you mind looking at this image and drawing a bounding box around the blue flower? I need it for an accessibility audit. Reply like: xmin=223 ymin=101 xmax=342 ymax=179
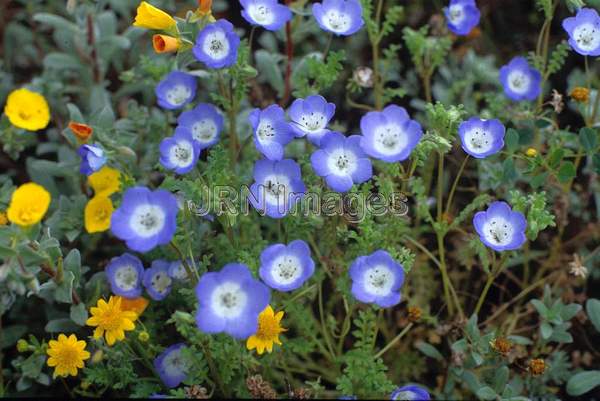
xmin=259 ymin=240 xmax=315 ymax=292
xmin=241 ymin=0 xmax=292 ymax=31
xmin=499 ymin=57 xmax=542 ymax=102
xmin=391 ymin=384 xmax=431 ymax=400
xmin=105 ymin=253 xmax=145 ymax=298
xmin=248 ymin=158 xmax=306 ymax=219
xmin=110 ymin=187 xmax=178 ymax=253
xmin=176 ymin=103 xmax=224 ymax=150
xmin=311 ymin=132 xmax=372 ymax=193
xmin=155 ymin=71 xmax=197 ymax=110
xmin=349 ymin=250 xmax=405 ymax=308
xmin=143 ymin=260 xmax=173 ymax=301
xmin=168 ymin=259 xmax=196 ymax=281
xmin=153 ymin=343 xmax=190 ymax=388
xmin=562 ymin=8 xmax=600 ymax=56
xmin=288 ymin=95 xmax=336 ymax=145
xmin=249 ymin=104 xmax=294 ymax=161
xmin=195 ymin=263 xmax=270 ymax=339
xmin=458 ymin=117 xmax=505 ymax=158
xmin=360 ymin=105 xmax=423 ymax=163
xmin=473 ymin=201 xmax=527 ymax=252
xmin=78 ymin=144 xmax=106 ymax=175
xmin=193 ymin=19 xmax=240 ymax=69
xmin=444 ymin=0 xmax=480 ymax=36
xmin=312 ymin=0 xmax=364 ymax=36
xmin=159 ymin=129 xmax=201 ymax=175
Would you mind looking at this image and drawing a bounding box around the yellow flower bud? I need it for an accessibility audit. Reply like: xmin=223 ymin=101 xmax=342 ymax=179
xmin=91 ymin=349 xmax=104 ymax=364
xmin=133 ymin=1 xmax=176 ymax=30
xmin=16 ymin=339 xmax=29 ymax=352
xmin=138 ymin=331 xmax=150 ymax=342
xmin=525 ymin=148 xmax=537 ymax=157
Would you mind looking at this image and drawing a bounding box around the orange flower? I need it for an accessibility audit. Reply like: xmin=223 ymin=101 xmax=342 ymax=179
xmin=116 ymin=296 xmax=149 ymax=318
xmin=152 ymin=34 xmax=180 ymax=53
xmin=69 ymin=122 xmax=93 ymax=142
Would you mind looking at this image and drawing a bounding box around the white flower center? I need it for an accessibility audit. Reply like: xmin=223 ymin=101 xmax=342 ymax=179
xmin=393 ymin=390 xmax=418 ymax=401
xmin=202 ymin=30 xmax=230 ymax=60
xmin=114 ymin=265 xmax=139 ymax=291
xmin=210 ymin=282 xmax=248 ymax=318
xmin=362 ymin=264 xmax=395 ymax=297
xmin=573 ymin=23 xmax=600 ymax=51
xmin=327 ymin=149 xmax=358 ymax=176
xmin=482 ymin=217 xmax=515 ymax=246
xmin=130 ymin=205 xmax=166 ymax=238
xmin=169 ymin=140 xmax=194 ymax=168
xmin=257 ymin=119 xmax=276 ymax=143
xmin=150 ymin=270 xmax=172 ymax=296
xmin=162 ymin=348 xmax=189 ymax=378
xmin=249 ymin=4 xmax=274 ymax=24
xmin=262 ymin=174 xmax=291 ymax=205
xmin=373 ymin=124 xmax=408 ymax=156
xmin=191 ymin=119 xmax=218 ymax=143
xmin=270 ymin=254 xmax=303 ymax=285
xmin=324 ymin=10 xmax=351 ymax=33
xmin=463 ymin=128 xmax=493 ymax=154
xmin=507 ymin=71 xmax=531 ymax=95
xmin=448 ymin=5 xmax=465 ymax=24
xmin=298 ymin=112 xmax=327 ymax=132
xmin=166 ymin=85 xmax=192 ymax=106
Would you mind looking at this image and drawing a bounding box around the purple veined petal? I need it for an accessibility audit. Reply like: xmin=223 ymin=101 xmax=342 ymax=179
xmin=458 ymin=117 xmax=505 ymax=158
xmin=562 ymin=8 xmax=600 ymax=56
xmin=219 ymin=263 xmax=255 ymax=284
xmin=155 ymin=71 xmax=197 ymax=110
xmin=310 ymin=149 xmax=332 ymax=177
xmin=154 ymin=343 xmax=189 ymax=388
xmin=349 ymin=250 xmax=405 ymax=308
xmin=259 ymin=240 xmax=315 ymax=291
xmin=473 ymin=201 xmax=528 ymax=252
xmin=319 ymin=131 xmax=347 ymax=151
xmin=499 ymin=57 xmax=542 ymax=102
xmin=240 ymin=0 xmax=292 ymax=31
xmin=375 ymin=291 xmax=402 ymax=308
xmin=350 ymin=158 xmax=373 ymax=185
xmin=391 ymin=384 xmax=431 ymax=401
xmin=325 ymin=174 xmax=354 ymax=192
xmin=193 ymin=19 xmax=240 ymax=69
xmin=253 ymin=158 xmax=276 ymax=183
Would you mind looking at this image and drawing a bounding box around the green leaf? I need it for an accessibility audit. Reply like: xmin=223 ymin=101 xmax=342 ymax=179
xmin=476 ymin=386 xmax=498 ymax=400
xmin=505 ymin=129 xmax=520 ymax=152
xmin=531 ymin=299 xmax=549 ymax=317
xmin=492 ymin=366 xmax=509 ymax=394
xmin=540 ymin=322 xmax=553 ymax=339
xmin=0 ymin=325 xmax=27 ymax=349
xmin=579 ymin=127 xmax=598 ymax=152
xmin=557 ymin=161 xmax=576 ymax=183
xmin=415 ymin=341 xmax=444 ymax=361
xmin=54 ymin=271 xmax=75 ymax=304
xmin=70 ymin=303 xmax=88 ymax=326
xmin=566 ymin=371 xmax=600 ymax=396
xmin=45 ymin=318 xmax=79 ymax=333
xmin=586 ymin=299 xmax=600 ymax=333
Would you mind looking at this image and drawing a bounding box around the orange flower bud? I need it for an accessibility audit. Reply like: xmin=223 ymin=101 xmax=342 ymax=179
xmin=198 ymin=0 xmax=212 ymax=16
xmin=152 ymin=34 xmax=180 ymax=53
xmin=570 ymin=87 xmax=590 ymax=103
xmin=68 ymin=122 xmax=93 ymax=142
xmin=528 ymin=358 xmax=547 ymax=376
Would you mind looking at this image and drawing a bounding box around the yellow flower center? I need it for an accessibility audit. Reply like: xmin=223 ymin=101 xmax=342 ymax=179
xmin=55 ymin=345 xmax=81 ymax=369
xmin=256 ymin=312 xmax=283 ymax=340
xmin=97 ymin=306 xmax=126 ymax=331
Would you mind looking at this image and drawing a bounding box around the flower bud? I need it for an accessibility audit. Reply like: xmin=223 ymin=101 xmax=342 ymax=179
xmin=353 ymin=66 xmax=374 ymax=88
xmin=68 ymin=122 xmax=93 ymax=142
xmin=407 ymin=306 xmax=422 ymax=323
xmin=570 ymin=87 xmax=590 ymax=103
xmin=16 ymin=339 xmax=29 ymax=352
xmin=91 ymin=349 xmax=104 ymax=364
xmin=528 ymin=358 xmax=546 ymax=376
xmin=138 ymin=331 xmax=150 ymax=342
xmin=525 ymin=148 xmax=537 ymax=157
xmin=153 ymin=34 xmax=180 ymax=54
xmin=198 ymin=0 xmax=212 ymax=16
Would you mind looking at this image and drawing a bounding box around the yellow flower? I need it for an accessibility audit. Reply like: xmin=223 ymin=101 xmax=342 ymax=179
xmin=84 ymin=196 xmax=114 ymax=233
xmin=153 ymin=34 xmax=180 ymax=53
xmin=87 ymin=166 xmax=121 ymax=196
xmin=525 ymin=148 xmax=538 ymax=157
xmin=4 ymin=88 xmax=50 ymax=131
xmin=246 ymin=305 xmax=287 ymax=355
xmin=0 ymin=211 xmax=7 ymax=226
xmin=86 ymin=296 xmax=136 ymax=346
xmin=46 ymin=334 xmax=90 ymax=378
xmin=133 ymin=1 xmax=176 ymax=30
xmin=115 ymin=296 xmax=149 ymax=318
xmin=7 ymin=182 xmax=51 ymax=227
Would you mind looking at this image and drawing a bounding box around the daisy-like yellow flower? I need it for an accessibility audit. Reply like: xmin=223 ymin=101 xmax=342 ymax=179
xmin=4 ymin=88 xmax=50 ymax=131
xmin=246 ymin=305 xmax=287 ymax=355
xmin=115 ymin=296 xmax=149 ymax=318
xmin=87 ymin=166 xmax=121 ymax=196
xmin=84 ymin=196 xmax=114 ymax=233
xmin=86 ymin=296 xmax=136 ymax=346
xmin=7 ymin=182 xmax=51 ymax=227
xmin=133 ymin=1 xmax=176 ymax=30
xmin=46 ymin=334 xmax=90 ymax=378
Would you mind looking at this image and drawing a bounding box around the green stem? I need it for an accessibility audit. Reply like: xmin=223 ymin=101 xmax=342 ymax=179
xmin=374 ymin=323 xmax=413 ymax=359
xmin=169 ymin=241 xmax=198 ymax=284
xmin=371 ymin=0 xmax=385 ymax=109
xmin=445 ymin=155 xmax=469 ymax=215
xmin=318 ymin=281 xmax=337 ymax=360
xmin=474 ymin=253 xmax=507 ymax=315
